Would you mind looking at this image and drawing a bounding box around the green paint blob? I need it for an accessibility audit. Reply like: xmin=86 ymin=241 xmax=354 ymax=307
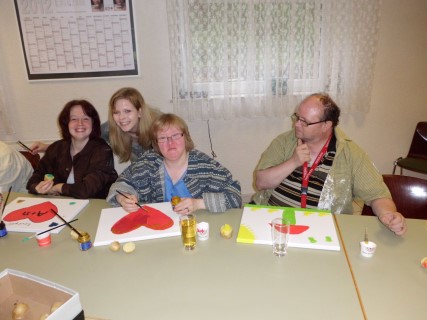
xmin=325 ymin=236 xmax=332 ymax=242
xmin=282 ymin=209 xmax=296 ymax=225
xmin=308 ymin=237 xmax=317 ymax=243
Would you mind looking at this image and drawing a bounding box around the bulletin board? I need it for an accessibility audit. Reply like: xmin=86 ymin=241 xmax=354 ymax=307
xmin=13 ymin=0 xmax=138 ymax=80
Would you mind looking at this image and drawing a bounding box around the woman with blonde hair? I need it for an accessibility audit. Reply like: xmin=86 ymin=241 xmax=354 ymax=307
xmin=31 ymin=87 xmax=160 ymax=164
xmin=105 ymin=87 xmax=160 ymax=163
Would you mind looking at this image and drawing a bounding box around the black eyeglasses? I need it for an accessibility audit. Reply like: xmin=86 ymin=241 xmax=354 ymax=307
xmin=291 ymin=113 xmax=326 ymax=127
xmin=157 ymin=132 xmax=184 ymax=144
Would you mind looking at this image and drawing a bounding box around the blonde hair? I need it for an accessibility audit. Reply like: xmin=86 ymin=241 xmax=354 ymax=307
xmin=150 ymin=113 xmax=195 ymax=154
xmin=108 ymin=87 xmax=158 ymax=162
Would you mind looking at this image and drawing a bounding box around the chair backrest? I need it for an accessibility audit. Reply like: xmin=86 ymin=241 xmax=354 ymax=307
xmin=407 ymin=122 xmax=427 ymax=160
xmin=361 ymin=174 xmax=427 ymax=219
xmin=19 ymin=151 xmax=40 ymax=170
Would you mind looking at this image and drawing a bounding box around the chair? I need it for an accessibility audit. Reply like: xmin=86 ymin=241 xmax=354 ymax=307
xmin=393 ymin=122 xmax=427 ymax=175
xmin=19 ymin=151 xmax=40 ymax=170
xmin=361 ymin=174 xmax=427 ymax=219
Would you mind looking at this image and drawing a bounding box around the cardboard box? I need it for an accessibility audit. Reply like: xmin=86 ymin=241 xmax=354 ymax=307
xmin=0 ymin=269 xmax=84 ymax=320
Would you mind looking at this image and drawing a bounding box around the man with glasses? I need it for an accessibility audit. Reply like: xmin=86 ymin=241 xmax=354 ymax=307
xmin=253 ymin=93 xmax=406 ymax=235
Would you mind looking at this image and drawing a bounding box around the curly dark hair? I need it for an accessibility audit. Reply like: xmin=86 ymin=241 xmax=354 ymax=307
xmin=58 ymin=100 xmax=101 ymax=140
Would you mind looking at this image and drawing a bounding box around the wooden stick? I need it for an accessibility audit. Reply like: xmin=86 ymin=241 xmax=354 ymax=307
xmin=116 ymin=190 xmax=148 ymax=212
xmin=1 ymin=186 xmax=12 ymax=217
xmin=22 ymin=219 xmax=79 ymax=242
xmin=50 ymin=209 xmax=82 ymax=237
xmin=17 ymin=140 xmax=33 ymax=152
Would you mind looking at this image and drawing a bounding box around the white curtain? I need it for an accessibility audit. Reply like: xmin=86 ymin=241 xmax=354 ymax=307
xmin=166 ymin=0 xmax=381 ymax=121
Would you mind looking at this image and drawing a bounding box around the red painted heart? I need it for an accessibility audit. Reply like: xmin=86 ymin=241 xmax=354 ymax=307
xmin=3 ymin=201 xmax=58 ymax=223
xmin=111 ymin=206 xmax=174 ymax=234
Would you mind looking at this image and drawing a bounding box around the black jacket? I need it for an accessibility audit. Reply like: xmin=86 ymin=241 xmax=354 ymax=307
xmin=27 ymin=138 xmax=118 ymax=199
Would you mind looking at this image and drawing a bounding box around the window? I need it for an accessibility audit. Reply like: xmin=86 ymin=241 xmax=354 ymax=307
xmin=167 ymin=0 xmax=380 ymax=120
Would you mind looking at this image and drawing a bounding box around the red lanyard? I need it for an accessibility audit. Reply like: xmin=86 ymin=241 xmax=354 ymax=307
xmin=301 ymin=134 xmax=332 ymax=208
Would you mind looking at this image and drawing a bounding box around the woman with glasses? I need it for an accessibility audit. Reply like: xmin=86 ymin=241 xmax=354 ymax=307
xmin=107 ymin=113 xmax=242 ymax=214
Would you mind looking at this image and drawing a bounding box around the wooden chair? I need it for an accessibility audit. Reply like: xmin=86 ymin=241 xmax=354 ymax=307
xmin=361 ymin=174 xmax=427 ymax=219
xmin=19 ymin=151 xmax=40 ymax=170
xmin=393 ymin=122 xmax=427 ymax=175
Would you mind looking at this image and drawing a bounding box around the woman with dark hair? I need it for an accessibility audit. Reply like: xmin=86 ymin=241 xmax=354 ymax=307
xmin=31 ymin=87 xmax=160 ymax=164
xmin=107 ymin=113 xmax=241 ymax=214
xmin=27 ymin=100 xmax=117 ymax=199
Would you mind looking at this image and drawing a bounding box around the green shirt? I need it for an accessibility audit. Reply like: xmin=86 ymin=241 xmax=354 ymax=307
xmin=253 ymin=127 xmax=391 ymax=214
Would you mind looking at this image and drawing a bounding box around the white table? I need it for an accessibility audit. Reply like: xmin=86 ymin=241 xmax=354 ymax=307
xmin=335 ymin=214 xmax=427 ymax=320
xmin=2 ymin=194 xmax=364 ymax=320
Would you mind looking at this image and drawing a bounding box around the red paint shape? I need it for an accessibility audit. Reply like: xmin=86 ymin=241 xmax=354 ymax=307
xmin=3 ymin=201 xmax=58 ymax=223
xmin=289 ymin=225 xmax=310 ymax=234
xmin=269 ymin=223 xmax=310 ymax=235
xmin=111 ymin=206 xmax=174 ymax=234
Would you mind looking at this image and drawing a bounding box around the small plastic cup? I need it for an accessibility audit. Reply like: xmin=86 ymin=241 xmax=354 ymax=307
xmin=196 ymin=222 xmax=209 ymax=240
xmin=180 ymin=214 xmax=196 ymax=250
xmin=360 ymin=241 xmax=376 ymax=257
xmin=36 ymin=232 xmax=51 ymax=247
xmin=271 ymin=217 xmax=291 ymax=257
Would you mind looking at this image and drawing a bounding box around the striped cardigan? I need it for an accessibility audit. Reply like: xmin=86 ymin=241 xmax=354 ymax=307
xmin=107 ymin=149 xmax=242 ymax=212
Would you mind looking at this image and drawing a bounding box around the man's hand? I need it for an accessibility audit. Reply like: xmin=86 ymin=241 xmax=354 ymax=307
xmin=292 ymin=139 xmax=311 ymax=167
xmin=378 ymin=211 xmax=407 ymax=236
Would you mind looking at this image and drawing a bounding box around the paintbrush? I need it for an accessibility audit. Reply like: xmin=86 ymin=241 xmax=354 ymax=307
xmin=116 ymin=190 xmax=148 ymax=212
xmin=17 ymin=140 xmax=33 ymax=153
xmin=1 ymin=186 xmax=12 ymax=219
xmin=50 ymin=209 xmax=82 ymax=237
xmin=22 ymin=218 xmax=79 ymax=242
xmin=364 ymin=227 xmax=369 ymax=244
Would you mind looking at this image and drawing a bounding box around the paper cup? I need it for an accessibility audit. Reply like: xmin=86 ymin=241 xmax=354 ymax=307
xmin=196 ymin=222 xmax=209 ymax=240
xmin=36 ymin=232 xmax=51 ymax=247
xmin=360 ymin=241 xmax=376 ymax=257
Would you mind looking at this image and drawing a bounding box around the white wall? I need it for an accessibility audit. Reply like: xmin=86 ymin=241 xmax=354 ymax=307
xmin=1 ymin=0 xmax=426 ymax=198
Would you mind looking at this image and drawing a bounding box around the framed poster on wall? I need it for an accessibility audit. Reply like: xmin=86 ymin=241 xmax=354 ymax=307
xmin=14 ymin=0 xmax=138 ymax=80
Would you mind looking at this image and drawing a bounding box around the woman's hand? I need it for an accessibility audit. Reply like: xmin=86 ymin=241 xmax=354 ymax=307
xmin=173 ymin=198 xmax=205 ymax=215
xmin=48 ymin=183 xmax=64 ymax=196
xmin=116 ymin=193 xmax=139 ymax=212
xmin=35 ymin=180 xmax=54 ymax=194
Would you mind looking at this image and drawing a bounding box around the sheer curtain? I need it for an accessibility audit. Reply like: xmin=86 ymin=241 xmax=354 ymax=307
xmin=166 ymin=0 xmax=380 ymax=120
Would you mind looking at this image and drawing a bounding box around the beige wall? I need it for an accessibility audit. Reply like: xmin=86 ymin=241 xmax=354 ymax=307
xmin=1 ymin=0 xmax=426 ymax=198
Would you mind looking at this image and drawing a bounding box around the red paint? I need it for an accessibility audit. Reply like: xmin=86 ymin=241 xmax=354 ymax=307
xmin=111 ymin=206 xmax=174 ymax=234
xmin=3 ymin=201 xmax=58 ymax=223
xmin=289 ymin=225 xmax=309 ymax=234
xmin=270 ymin=223 xmax=309 ymax=235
